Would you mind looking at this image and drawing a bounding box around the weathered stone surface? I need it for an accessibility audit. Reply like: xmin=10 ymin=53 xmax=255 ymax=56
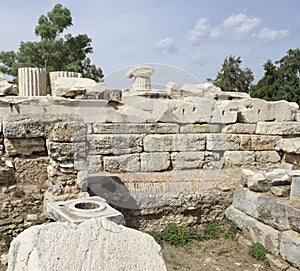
xmin=223 ymin=123 xmax=256 ymax=134
xmin=284 ymin=153 xmax=300 ymax=167
xmin=233 ymin=188 xmax=300 ymax=232
xmin=225 ymin=206 xmax=280 ymax=255
xmin=239 ymin=135 xmax=280 ymax=151
xmin=290 ymin=176 xmax=300 ymax=201
xmin=104 ymin=154 xmax=140 ymax=172
xmin=238 ymin=99 xmax=298 ymax=123
xmin=243 ymin=169 xmax=269 ymax=192
xmin=49 ymin=71 xmax=82 ymax=92
xmin=144 ymin=134 xmax=205 ymax=152
xmin=206 ymin=134 xmax=240 ymax=151
xmin=141 ymin=152 xmax=170 ymax=172
xmin=7 ymin=218 xmax=166 ymax=271
xmin=271 ymin=186 xmax=291 ymax=197
xmin=171 ymin=152 xmax=205 ymax=170
xmin=255 ymin=151 xmax=281 ymax=165
xmin=14 ymin=156 xmax=49 ymax=184
xmin=151 ymin=99 xmax=216 ymax=124
xmin=0 ymin=76 xmax=16 ymax=96
xmin=49 ymin=121 xmax=86 ymax=142
xmin=0 ymin=166 xmax=15 ymax=186
xmin=126 ymin=66 xmax=154 ymax=91
xmin=4 ymin=137 xmax=46 ymax=156
xmin=93 ymin=123 xmax=179 ymax=134
xmin=276 ymin=138 xmax=300 ymax=154
xmin=257 ymin=122 xmax=300 ymax=135
xmin=47 ymin=141 xmax=87 ymax=161
xmin=212 ymin=100 xmax=238 ymax=124
xmin=180 ymin=124 xmax=222 ymax=133
xmin=97 ymin=89 xmax=122 ymax=102
xmin=265 ymin=169 xmax=291 ymax=185
xmin=280 ymin=230 xmax=300 ymax=269
xmin=224 ymin=151 xmax=255 ymax=167
xmin=88 ymin=135 xmax=143 ymax=155
xmin=86 ymin=155 xmax=103 ymax=173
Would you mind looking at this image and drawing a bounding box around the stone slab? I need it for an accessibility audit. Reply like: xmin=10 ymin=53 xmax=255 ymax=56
xmin=223 ymin=123 xmax=256 ymax=134
xmin=103 ymin=154 xmax=140 ymax=172
xmin=276 ymin=138 xmax=300 ymax=154
xmin=223 ymin=151 xmax=255 ymax=167
xmin=290 ymin=176 xmax=300 ymax=201
xmin=4 ymin=137 xmax=46 ymax=156
xmin=141 ymin=152 xmax=170 ymax=172
xmin=171 ymin=152 xmax=205 ymax=170
xmin=49 ymin=121 xmax=86 ymax=142
xmin=256 ymin=122 xmax=300 ymax=135
xmin=280 ymin=230 xmax=300 ymax=269
xmin=179 ymin=124 xmax=222 ymax=133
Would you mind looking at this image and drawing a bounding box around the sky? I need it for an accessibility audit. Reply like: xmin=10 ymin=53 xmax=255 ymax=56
xmin=1 ymin=0 xmax=300 ymax=88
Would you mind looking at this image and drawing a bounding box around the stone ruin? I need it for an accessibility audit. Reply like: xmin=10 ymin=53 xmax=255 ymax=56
xmin=1 ymin=65 xmax=300 ymax=270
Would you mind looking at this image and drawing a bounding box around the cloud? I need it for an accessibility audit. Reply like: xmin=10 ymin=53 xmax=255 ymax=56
xmin=186 ymin=18 xmax=220 ymax=46
xmin=258 ymin=27 xmax=290 ymax=43
xmin=191 ymin=55 xmax=216 ymax=66
xmin=154 ymin=37 xmax=177 ymax=53
xmin=223 ymin=12 xmax=262 ymax=40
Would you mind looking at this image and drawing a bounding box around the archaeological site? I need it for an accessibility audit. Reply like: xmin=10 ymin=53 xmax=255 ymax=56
xmin=0 ymin=66 xmax=300 ymax=270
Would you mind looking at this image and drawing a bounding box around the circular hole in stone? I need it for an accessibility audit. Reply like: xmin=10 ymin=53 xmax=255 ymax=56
xmin=58 ymin=204 xmax=66 ymax=208
xmin=74 ymin=202 xmax=101 ymax=210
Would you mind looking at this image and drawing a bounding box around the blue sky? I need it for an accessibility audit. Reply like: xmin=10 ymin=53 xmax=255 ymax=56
xmin=1 ymin=0 xmax=300 ymax=88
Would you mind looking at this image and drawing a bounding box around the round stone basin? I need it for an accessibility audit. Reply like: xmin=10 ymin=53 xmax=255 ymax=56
xmin=69 ymin=199 xmax=107 ymax=214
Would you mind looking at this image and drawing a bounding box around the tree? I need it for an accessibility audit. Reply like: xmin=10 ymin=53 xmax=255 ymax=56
xmin=251 ymin=49 xmax=300 ymax=104
xmin=0 ymin=4 xmax=103 ymax=83
xmin=209 ymin=55 xmax=254 ymax=93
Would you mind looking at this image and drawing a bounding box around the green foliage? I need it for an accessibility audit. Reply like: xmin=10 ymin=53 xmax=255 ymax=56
xmin=1 ymin=234 xmax=13 ymax=248
xmin=251 ymin=48 xmax=300 ymax=104
xmin=202 ymin=219 xmax=237 ymax=240
xmin=148 ymin=230 xmax=163 ymax=245
xmin=0 ymin=3 xmax=103 ymax=84
xmin=249 ymin=243 xmax=267 ymax=261
xmin=161 ymin=223 xmax=195 ymax=246
xmin=209 ymin=55 xmax=254 ymax=93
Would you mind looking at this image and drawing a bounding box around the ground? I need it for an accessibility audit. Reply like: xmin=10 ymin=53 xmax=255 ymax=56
xmin=163 ymin=236 xmax=276 ymax=271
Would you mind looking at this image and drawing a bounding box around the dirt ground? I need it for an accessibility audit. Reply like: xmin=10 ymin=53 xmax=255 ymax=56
xmin=162 ymin=236 xmax=277 ymax=271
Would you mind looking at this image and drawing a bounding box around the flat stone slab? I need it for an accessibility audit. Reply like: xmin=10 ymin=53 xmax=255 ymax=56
xmin=45 ymin=196 xmax=125 ymax=225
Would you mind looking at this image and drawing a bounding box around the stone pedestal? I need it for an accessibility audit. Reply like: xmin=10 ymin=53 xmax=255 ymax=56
xmin=18 ymin=67 xmax=47 ymax=96
xmin=49 ymin=71 xmax=82 ymax=93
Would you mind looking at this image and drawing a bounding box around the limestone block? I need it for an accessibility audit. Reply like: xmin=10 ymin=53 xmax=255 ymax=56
xmin=7 ymin=218 xmax=167 ymax=271
xmin=276 ymin=138 xmax=300 ymax=154
xmin=257 ymin=122 xmax=300 ymax=135
xmin=18 ymin=67 xmax=47 ymax=96
xmin=223 ymin=123 xmax=256 ymax=134
xmin=225 ymin=206 xmax=280 ymax=255
xmin=47 ymin=141 xmax=87 ymax=162
xmin=280 ymin=230 xmax=300 ymax=269
xmin=4 ymin=137 xmax=46 ymax=156
xmin=206 ymin=134 xmax=240 ymax=151
xmin=239 ymin=135 xmax=280 ymax=151
xmin=144 ymin=134 xmax=205 ymax=152
xmin=103 ymin=154 xmax=140 ymax=172
xmin=238 ymin=99 xmax=298 ymax=123
xmin=284 ymin=153 xmax=300 ymax=167
xmin=180 ymin=124 xmax=222 ymax=133
xmin=49 ymin=121 xmax=86 ymax=142
xmin=74 ymin=161 xmax=89 ymax=171
xmin=255 ymin=151 xmax=281 ymax=165
xmin=290 ymin=176 xmax=300 ymax=201
xmin=245 ymin=170 xmax=269 ymax=192
xmin=97 ymin=89 xmax=122 ymax=102
xmin=211 ymin=100 xmax=238 ymax=124
xmin=216 ymin=91 xmax=250 ymax=100
xmin=171 ymin=152 xmax=205 ymax=170
xmin=233 ymin=188 xmax=300 ymax=232
xmin=223 ymin=151 xmax=255 ymax=167
xmin=0 ymin=76 xmax=16 ymax=96
xmin=0 ymin=166 xmax=15 ymax=186
xmin=93 ymin=123 xmax=179 ymax=134
xmin=86 ymin=155 xmax=103 ymax=173
xmin=87 ymin=135 xmax=143 ymax=155
xmin=141 ymin=152 xmax=170 ymax=172
xmin=126 ymin=66 xmax=154 ymax=90
xmin=151 ymin=99 xmax=215 ymax=124
xmin=265 ymin=169 xmax=291 ymax=186
xmin=49 ymin=71 xmax=82 ymax=92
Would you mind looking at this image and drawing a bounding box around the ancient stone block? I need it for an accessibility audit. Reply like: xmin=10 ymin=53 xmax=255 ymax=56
xmin=4 ymin=137 xmax=46 ymax=156
xmin=7 ymin=218 xmax=167 ymax=271
xmin=180 ymin=124 xmax=222 ymax=133
xmin=49 ymin=121 xmax=86 ymax=142
xmin=223 ymin=123 xmax=256 ymax=134
xmin=290 ymin=176 xmax=300 ymax=201
xmin=93 ymin=123 xmax=179 ymax=134
xmin=144 ymin=134 xmax=205 ymax=152
xmin=283 ymin=153 xmax=300 ymax=167
xmin=256 ymin=122 xmax=300 ymax=135
xmin=233 ymin=188 xmax=300 ymax=232
xmin=171 ymin=152 xmax=205 ymax=170
xmin=88 ymin=135 xmax=143 ymax=155
xmin=206 ymin=134 xmax=240 ymax=151
xmin=104 ymin=154 xmax=140 ymax=172
xmin=271 ymin=186 xmax=291 ymax=197
xmin=86 ymin=155 xmax=103 ymax=173
xmin=225 ymin=206 xmax=280 ymax=255
xmin=141 ymin=152 xmax=170 ymax=172
xmin=280 ymin=230 xmax=300 ymax=269
xmin=223 ymin=151 xmax=255 ymax=167
xmin=211 ymin=100 xmax=238 ymax=124
xmin=240 ymin=135 xmax=280 ymax=151
xmin=265 ymin=169 xmax=291 ymax=185
xmin=47 ymin=141 xmax=87 ymax=161
xmin=255 ymin=151 xmax=281 ymax=165
xmin=0 ymin=166 xmax=15 ymax=186
xmin=14 ymin=156 xmax=49 ymax=184
xmin=276 ymin=138 xmax=300 ymax=154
